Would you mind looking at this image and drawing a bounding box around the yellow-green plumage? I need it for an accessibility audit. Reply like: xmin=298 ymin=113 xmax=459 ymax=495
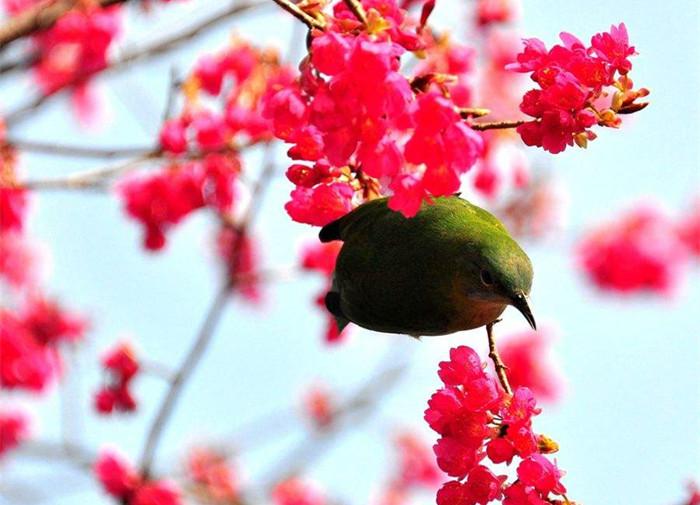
xmin=320 ymin=195 xmax=535 ymax=336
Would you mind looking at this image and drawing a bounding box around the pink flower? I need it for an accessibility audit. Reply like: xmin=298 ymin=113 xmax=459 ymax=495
xmin=20 ymin=295 xmax=87 ymax=346
xmin=498 ymin=328 xmax=563 ymax=403
xmin=285 ymin=183 xmax=355 ymax=226
xmin=216 ymin=228 xmax=262 ymax=303
xmin=272 ymin=478 xmax=326 ymax=505
xmin=94 ymin=449 xmax=140 ymax=499
xmin=475 ymin=0 xmax=519 ymax=27
xmin=302 ymin=384 xmax=335 ymax=428
xmin=577 ymin=204 xmax=687 ymax=295
xmin=94 ymin=342 xmax=139 ymax=415
xmin=516 ymin=454 xmax=566 ymax=495
xmin=508 ymin=24 xmax=645 ymax=153
xmin=0 ymin=309 xmax=56 ymax=391
xmin=394 ymin=432 xmax=441 ymax=488
xmin=0 ymin=186 xmax=27 ymax=233
xmin=0 ymin=232 xmax=39 ymax=289
xmin=0 ymin=409 xmax=29 ymax=458
xmin=678 ymin=197 xmax=700 ymax=257
xmin=187 ymin=448 xmax=240 ymax=503
xmin=159 ymin=119 xmax=188 ymax=155
xmin=132 ymin=480 xmax=181 ymax=505
xmin=300 ymin=241 xmax=342 ymax=276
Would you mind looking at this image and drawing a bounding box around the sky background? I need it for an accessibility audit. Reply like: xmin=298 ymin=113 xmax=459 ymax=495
xmin=1 ymin=1 xmax=699 ymax=504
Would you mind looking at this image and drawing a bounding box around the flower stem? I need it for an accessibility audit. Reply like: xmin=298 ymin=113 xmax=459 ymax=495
xmin=486 ymin=320 xmax=512 ymax=395
xmin=271 ymin=0 xmax=325 ymax=30
xmin=343 ymin=0 xmax=367 ymax=25
xmin=470 ymin=119 xmax=527 ymax=131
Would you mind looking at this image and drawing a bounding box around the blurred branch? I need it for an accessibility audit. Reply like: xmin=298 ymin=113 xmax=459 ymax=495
xmin=2 ymin=0 xmax=268 ymax=125
xmin=0 ymin=0 xmax=127 ymax=49
xmin=17 ymin=152 xmax=160 ymax=191
xmin=138 ymin=282 xmax=232 ymax=479
xmin=11 ymin=440 xmax=95 ymax=470
xmin=3 ymin=138 xmax=157 ymax=158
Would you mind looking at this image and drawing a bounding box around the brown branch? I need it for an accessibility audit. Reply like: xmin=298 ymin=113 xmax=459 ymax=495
xmin=271 ymin=0 xmax=325 ymax=30
xmin=470 ymin=119 xmax=527 ymax=131
xmin=138 ymin=282 xmax=232 ymax=479
xmin=0 ymin=0 xmax=127 ymax=49
xmin=486 ymin=320 xmax=512 ymax=395
xmin=342 ymin=0 xmax=367 ymax=25
xmin=2 ymin=0 xmax=268 ymax=126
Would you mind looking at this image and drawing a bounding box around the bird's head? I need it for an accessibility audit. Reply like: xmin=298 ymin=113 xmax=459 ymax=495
xmin=463 ymin=234 xmax=536 ymax=329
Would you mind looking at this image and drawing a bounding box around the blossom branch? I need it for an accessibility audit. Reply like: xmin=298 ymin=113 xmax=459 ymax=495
xmin=2 ymin=0 xmax=267 ymax=125
xmin=486 ymin=320 xmax=512 ymax=395
xmin=0 ymin=0 xmax=127 ymax=49
xmin=470 ymin=119 xmax=527 ymax=131
xmin=271 ymin=0 xmax=325 ymax=30
xmin=138 ymin=282 xmax=232 ymax=478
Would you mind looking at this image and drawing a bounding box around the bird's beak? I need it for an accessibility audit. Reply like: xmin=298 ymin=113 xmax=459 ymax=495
xmin=511 ymin=292 xmax=536 ymax=330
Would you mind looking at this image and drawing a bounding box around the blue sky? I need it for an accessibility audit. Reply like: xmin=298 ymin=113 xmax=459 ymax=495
xmin=1 ymin=1 xmax=698 ymax=504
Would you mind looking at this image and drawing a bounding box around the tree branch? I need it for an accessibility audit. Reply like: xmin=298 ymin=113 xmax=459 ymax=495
xmin=2 ymin=0 xmax=268 ymax=125
xmin=138 ymin=282 xmax=231 ymax=478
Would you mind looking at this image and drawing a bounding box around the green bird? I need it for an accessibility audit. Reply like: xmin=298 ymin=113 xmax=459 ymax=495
xmin=319 ymin=195 xmax=535 ymax=337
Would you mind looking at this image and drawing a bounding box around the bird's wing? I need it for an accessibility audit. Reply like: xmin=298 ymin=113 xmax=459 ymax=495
xmin=318 ymin=197 xmax=390 ymax=242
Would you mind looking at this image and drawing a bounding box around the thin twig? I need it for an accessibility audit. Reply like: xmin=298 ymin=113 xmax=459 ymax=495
xmin=342 ymin=0 xmax=367 ymax=25
xmin=19 ymin=152 xmax=159 ymax=191
xmin=271 ymin=0 xmax=325 ymax=30
xmin=138 ymin=283 xmax=232 ymax=478
xmin=470 ymin=119 xmax=527 ymax=131
xmin=3 ymin=139 xmax=156 ymax=158
xmin=486 ymin=320 xmax=512 ymax=395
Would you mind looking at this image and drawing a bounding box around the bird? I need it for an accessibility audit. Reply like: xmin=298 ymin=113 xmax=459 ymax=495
xmin=319 ymin=194 xmax=535 ymax=337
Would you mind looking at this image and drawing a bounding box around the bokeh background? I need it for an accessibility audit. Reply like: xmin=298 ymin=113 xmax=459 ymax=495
xmin=1 ymin=1 xmax=699 ymax=504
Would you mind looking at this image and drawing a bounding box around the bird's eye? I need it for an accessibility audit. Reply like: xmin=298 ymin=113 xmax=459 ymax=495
xmin=480 ymin=269 xmax=494 ymax=286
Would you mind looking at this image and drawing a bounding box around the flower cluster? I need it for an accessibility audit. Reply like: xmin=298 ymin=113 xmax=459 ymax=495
xmin=577 ymin=203 xmax=690 ymax=295
xmin=474 ymin=0 xmax=520 ymax=28
xmin=299 ymin=240 xmax=347 ymax=343
xmin=94 ymin=343 xmax=140 ymax=415
xmin=186 ymin=447 xmax=240 ymax=503
xmin=507 ymin=23 xmax=648 ymax=153
xmin=216 ymin=226 xmax=262 ymax=303
xmin=0 ymin=409 xmax=29 ymax=458
xmin=425 ymin=346 xmax=568 ymax=505
xmin=266 ymin=0 xmax=485 ymax=221
xmin=1 ymin=1 xmax=122 ymax=121
xmin=272 ymin=478 xmax=326 ymax=505
xmin=1 ymin=296 xmax=87 ymax=392
xmin=118 ymin=153 xmax=239 ymax=250
xmin=499 ymin=328 xmax=563 ymax=403
xmin=375 ymin=431 xmax=440 ymax=505
xmin=95 ymin=450 xmax=181 ymax=505
xmin=159 ymin=40 xmax=294 ymax=155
